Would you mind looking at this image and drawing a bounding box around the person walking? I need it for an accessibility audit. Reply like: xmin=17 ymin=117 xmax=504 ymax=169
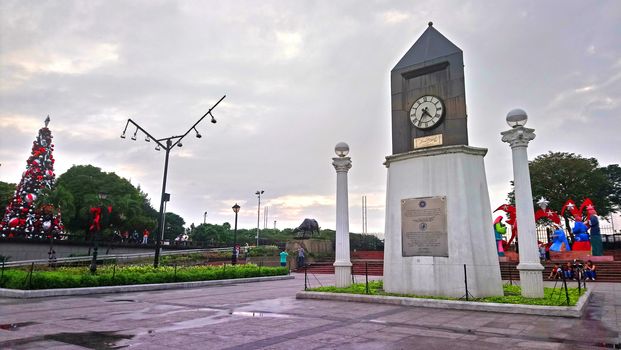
xmin=142 ymin=229 xmax=149 ymax=244
xmin=297 ymin=247 xmax=305 ymax=268
xmin=279 ymin=249 xmax=289 ymax=267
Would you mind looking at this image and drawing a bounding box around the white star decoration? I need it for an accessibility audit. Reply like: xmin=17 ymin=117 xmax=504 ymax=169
xmin=537 ymin=197 xmax=550 ymax=209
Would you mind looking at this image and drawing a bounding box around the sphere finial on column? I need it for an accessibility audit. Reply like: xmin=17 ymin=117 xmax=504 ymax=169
xmin=506 ymin=109 xmax=528 ymax=128
xmin=335 ymin=142 xmax=349 ymax=157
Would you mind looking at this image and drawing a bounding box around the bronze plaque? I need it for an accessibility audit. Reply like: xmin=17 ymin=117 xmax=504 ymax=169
xmin=401 ymin=196 xmax=448 ymax=257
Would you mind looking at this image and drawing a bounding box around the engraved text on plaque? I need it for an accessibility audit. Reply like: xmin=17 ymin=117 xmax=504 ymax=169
xmin=401 ymin=196 xmax=448 ymax=257
xmin=413 ymin=134 xmax=443 ymax=149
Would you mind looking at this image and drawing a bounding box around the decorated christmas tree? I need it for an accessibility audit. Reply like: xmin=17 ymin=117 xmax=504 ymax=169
xmin=0 ymin=116 xmax=64 ymax=238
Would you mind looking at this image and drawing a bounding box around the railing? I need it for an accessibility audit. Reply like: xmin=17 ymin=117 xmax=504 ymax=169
xmin=603 ymin=234 xmax=621 ymax=250
xmin=536 ymin=223 xmax=616 ymax=244
xmin=1 ymin=247 xmax=233 ymax=268
xmin=0 ymin=235 xmax=238 ymax=250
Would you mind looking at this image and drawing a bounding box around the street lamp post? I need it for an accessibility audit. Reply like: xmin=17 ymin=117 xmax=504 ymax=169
xmin=120 ymin=95 xmax=225 ymax=268
xmin=232 ymin=203 xmax=240 ymax=265
xmin=203 ymin=211 xmax=207 ymax=224
xmin=255 ymin=190 xmax=264 ymax=247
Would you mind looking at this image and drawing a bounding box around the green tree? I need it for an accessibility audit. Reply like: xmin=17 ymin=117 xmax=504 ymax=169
xmin=55 ymin=165 xmax=159 ymax=236
xmin=37 ymin=185 xmax=76 ymax=222
xmin=0 ymin=181 xmax=17 ymax=209
xmin=163 ymin=212 xmax=185 ymax=241
xmin=507 ymin=152 xmax=620 ymax=221
xmin=350 ymin=233 xmax=384 ymax=251
xmin=603 ymin=164 xmax=621 ymax=212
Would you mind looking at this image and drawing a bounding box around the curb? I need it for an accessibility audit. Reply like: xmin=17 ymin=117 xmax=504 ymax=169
xmin=0 ymin=275 xmax=295 ymax=299
xmin=296 ymin=288 xmax=592 ymax=318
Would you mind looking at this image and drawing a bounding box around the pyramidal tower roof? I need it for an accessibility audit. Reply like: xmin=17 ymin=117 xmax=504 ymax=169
xmin=393 ymin=22 xmax=462 ymax=71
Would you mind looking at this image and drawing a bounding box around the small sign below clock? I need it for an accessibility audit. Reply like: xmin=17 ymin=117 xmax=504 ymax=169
xmin=413 ymin=134 xmax=443 ymax=149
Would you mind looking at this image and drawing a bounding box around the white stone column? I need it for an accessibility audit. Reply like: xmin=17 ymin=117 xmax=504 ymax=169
xmin=501 ymin=109 xmax=544 ymax=298
xmin=332 ymin=142 xmax=352 ymax=288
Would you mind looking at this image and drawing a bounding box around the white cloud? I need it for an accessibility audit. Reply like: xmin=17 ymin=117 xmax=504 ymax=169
xmin=575 ymin=85 xmax=595 ymax=93
xmin=0 ymin=114 xmax=43 ymax=133
xmin=4 ymin=43 xmax=119 ymax=76
xmin=380 ymin=10 xmax=410 ymax=24
xmin=275 ymin=31 xmax=303 ymax=60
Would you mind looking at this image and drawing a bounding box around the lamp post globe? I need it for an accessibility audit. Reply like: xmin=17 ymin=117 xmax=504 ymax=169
xmin=335 ymin=142 xmax=349 ymax=157
xmin=506 ymin=109 xmax=528 ymax=128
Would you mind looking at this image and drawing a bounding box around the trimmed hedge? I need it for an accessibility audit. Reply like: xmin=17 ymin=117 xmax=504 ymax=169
xmin=0 ymin=264 xmax=288 ymax=290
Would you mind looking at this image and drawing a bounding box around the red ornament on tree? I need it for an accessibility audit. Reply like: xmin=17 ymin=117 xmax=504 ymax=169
xmin=24 ymin=193 xmax=37 ymax=203
xmin=8 ymin=217 xmax=19 ymax=227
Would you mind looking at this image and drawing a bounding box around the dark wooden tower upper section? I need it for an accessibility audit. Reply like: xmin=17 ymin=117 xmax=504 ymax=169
xmin=391 ymin=23 xmax=468 ymax=155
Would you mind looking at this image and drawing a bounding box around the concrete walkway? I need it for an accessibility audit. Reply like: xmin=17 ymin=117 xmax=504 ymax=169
xmin=0 ymin=275 xmax=619 ymax=349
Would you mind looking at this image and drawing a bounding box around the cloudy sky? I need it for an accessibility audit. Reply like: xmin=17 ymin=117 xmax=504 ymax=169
xmin=1 ymin=0 xmax=620 ymax=233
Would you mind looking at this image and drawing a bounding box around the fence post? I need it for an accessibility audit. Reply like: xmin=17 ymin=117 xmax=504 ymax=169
xmin=351 ymin=265 xmax=354 ymax=284
xmin=509 ymin=266 xmax=513 ymax=285
xmin=561 ymin=272 xmax=570 ymax=306
xmin=577 ymin=270 xmax=581 ymax=295
xmin=365 ymin=261 xmax=369 ymax=294
xmin=28 ymin=262 xmax=35 ymax=290
xmin=0 ymin=260 xmax=4 ymax=287
xmin=463 ymin=264 xmax=469 ymax=301
xmin=112 ymin=264 xmax=116 ymax=280
xmin=174 ymin=263 xmax=177 ymax=282
xmin=304 ymin=265 xmax=308 ymax=291
xmin=583 ymin=272 xmax=587 ymax=291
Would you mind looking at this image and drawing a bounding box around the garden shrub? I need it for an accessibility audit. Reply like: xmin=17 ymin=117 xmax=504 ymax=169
xmin=0 ymin=263 xmax=288 ymax=290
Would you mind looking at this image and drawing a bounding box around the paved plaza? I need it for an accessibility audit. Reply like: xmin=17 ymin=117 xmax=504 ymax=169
xmin=1 ymin=275 xmax=620 ymax=349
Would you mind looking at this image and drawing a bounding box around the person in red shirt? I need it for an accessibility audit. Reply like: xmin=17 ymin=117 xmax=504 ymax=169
xmin=142 ymin=229 xmax=149 ymax=244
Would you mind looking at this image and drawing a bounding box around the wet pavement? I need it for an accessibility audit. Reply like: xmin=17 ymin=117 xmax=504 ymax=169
xmin=0 ymin=275 xmax=620 ymax=349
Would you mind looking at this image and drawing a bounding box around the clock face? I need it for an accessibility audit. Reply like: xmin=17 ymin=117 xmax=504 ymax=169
xmin=409 ymin=95 xmax=445 ymax=130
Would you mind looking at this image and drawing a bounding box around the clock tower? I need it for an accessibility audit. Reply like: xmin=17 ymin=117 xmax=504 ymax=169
xmin=383 ymin=23 xmax=503 ymax=298
xmin=391 ymin=22 xmax=468 ymax=153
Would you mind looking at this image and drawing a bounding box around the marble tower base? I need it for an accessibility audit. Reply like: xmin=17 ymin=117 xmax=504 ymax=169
xmin=383 ymin=145 xmax=503 ymax=298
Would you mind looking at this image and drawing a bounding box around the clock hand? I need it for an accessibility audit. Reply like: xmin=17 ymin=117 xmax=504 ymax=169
xmin=421 ymin=109 xmax=432 ymax=119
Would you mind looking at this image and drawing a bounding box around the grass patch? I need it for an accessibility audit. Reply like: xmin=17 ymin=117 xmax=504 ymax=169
xmin=0 ymin=264 xmax=288 ymax=290
xmin=309 ymin=281 xmax=585 ymax=306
